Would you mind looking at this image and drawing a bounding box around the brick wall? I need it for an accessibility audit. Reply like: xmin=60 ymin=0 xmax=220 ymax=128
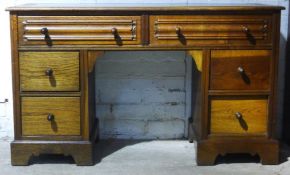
xmin=95 ymin=51 xmax=191 ymax=139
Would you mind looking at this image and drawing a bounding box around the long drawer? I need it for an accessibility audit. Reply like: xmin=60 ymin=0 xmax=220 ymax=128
xmin=21 ymin=97 xmax=81 ymax=136
xmin=150 ymin=15 xmax=272 ymax=47
xmin=18 ymin=16 xmax=141 ymax=46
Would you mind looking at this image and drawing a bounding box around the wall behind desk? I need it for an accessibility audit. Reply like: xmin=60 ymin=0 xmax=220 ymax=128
xmin=0 ymin=0 xmax=288 ymax=140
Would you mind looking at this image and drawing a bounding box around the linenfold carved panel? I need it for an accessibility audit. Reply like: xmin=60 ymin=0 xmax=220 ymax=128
xmin=151 ymin=15 xmax=272 ymax=46
xmin=18 ymin=16 xmax=141 ymax=46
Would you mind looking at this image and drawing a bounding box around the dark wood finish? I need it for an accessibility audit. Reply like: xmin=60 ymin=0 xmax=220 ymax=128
xmin=18 ymin=16 xmax=141 ymax=46
xmin=196 ymin=139 xmax=279 ymax=165
xmin=6 ymin=3 xmax=284 ymax=12
xmin=6 ymin=4 xmax=283 ymax=166
xmin=11 ymin=140 xmax=93 ymax=166
xmin=150 ymin=15 xmax=272 ymax=47
xmin=141 ymin=15 xmax=149 ymax=45
xmin=210 ymin=50 xmax=271 ymax=90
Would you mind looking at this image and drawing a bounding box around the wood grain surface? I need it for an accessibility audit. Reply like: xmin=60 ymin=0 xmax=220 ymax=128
xmin=19 ymin=52 xmax=80 ymax=91
xmin=150 ymin=15 xmax=272 ymax=47
xmin=18 ymin=16 xmax=141 ymax=46
xmin=210 ymin=50 xmax=271 ymax=90
xmin=210 ymin=97 xmax=268 ymax=135
xmin=21 ymin=97 xmax=80 ymax=136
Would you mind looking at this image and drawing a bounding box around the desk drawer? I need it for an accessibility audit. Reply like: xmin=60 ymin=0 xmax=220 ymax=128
xmin=19 ymin=52 xmax=80 ymax=91
xmin=18 ymin=16 xmax=141 ymax=46
xmin=210 ymin=97 xmax=268 ymax=135
xmin=150 ymin=15 xmax=271 ymax=46
xmin=210 ymin=50 xmax=271 ymax=90
xmin=21 ymin=97 xmax=80 ymax=136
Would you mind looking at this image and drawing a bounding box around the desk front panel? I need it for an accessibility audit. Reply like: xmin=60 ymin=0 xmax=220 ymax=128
xmin=18 ymin=16 xmax=142 ymax=46
xmin=150 ymin=15 xmax=272 ymax=47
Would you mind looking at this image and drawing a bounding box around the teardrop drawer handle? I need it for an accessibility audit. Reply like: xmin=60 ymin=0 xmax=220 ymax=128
xmin=47 ymin=113 xmax=55 ymax=121
xmin=40 ymin=27 xmax=52 ymax=46
xmin=235 ymin=112 xmax=242 ymax=119
xmin=40 ymin=27 xmax=49 ymax=35
xmin=45 ymin=68 xmax=53 ymax=77
xmin=242 ymin=25 xmax=250 ymax=33
xmin=237 ymin=66 xmax=245 ymax=74
xmin=176 ymin=27 xmax=181 ymax=35
xmin=111 ymin=27 xmax=118 ymax=38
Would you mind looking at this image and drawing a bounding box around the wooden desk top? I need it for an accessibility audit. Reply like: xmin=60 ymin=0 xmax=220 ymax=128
xmin=6 ymin=3 xmax=285 ymax=12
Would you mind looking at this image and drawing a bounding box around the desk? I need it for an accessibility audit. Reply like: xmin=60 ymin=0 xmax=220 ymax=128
xmin=6 ymin=3 xmax=284 ymax=165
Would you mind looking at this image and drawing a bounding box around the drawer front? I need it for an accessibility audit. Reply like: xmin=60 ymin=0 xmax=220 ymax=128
xmin=210 ymin=50 xmax=271 ymax=90
xmin=19 ymin=52 xmax=80 ymax=91
xmin=150 ymin=15 xmax=271 ymax=46
xmin=18 ymin=16 xmax=141 ymax=46
xmin=21 ymin=97 xmax=80 ymax=136
xmin=210 ymin=98 xmax=268 ymax=135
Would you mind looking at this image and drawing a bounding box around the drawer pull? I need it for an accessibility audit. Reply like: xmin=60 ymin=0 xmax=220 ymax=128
xmin=111 ymin=27 xmax=123 ymax=45
xmin=45 ymin=68 xmax=53 ymax=77
xmin=47 ymin=113 xmax=55 ymax=121
xmin=175 ymin=26 xmax=186 ymax=45
xmin=242 ymin=25 xmax=256 ymax=45
xmin=237 ymin=66 xmax=245 ymax=74
xmin=40 ymin=27 xmax=52 ymax=46
xmin=237 ymin=66 xmax=251 ymax=84
xmin=40 ymin=27 xmax=48 ymax=35
xmin=235 ymin=112 xmax=242 ymax=119
xmin=111 ymin=27 xmax=118 ymax=37
xmin=242 ymin=26 xmax=250 ymax=33
xmin=176 ymin=27 xmax=181 ymax=35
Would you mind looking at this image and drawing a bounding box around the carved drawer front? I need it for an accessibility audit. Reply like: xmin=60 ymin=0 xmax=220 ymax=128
xmin=18 ymin=16 xmax=141 ymax=46
xmin=210 ymin=50 xmax=271 ymax=90
xmin=150 ymin=15 xmax=271 ymax=46
xmin=19 ymin=52 xmax=79 ymax=91
xmin=21 ymin=97 xmax=80 ymax=136
xmin=210 ymin=97 xmax=268 ymax=135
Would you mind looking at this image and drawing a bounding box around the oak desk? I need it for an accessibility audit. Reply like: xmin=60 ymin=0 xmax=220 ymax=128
xmin=6 ymin=3 xmax=284 ymax=165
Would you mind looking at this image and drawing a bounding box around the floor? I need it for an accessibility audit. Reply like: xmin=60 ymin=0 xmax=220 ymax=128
xmin=1 ymin=139 xmax=290 ymax=175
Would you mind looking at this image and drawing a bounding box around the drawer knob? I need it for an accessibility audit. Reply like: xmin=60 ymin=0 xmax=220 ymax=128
xmin=40 ymin=27 xmax=52 ymax=46
xmin=176 ymin=27 xmax=181 ymax=35
xmin=47 ymin=113 xmax=55 ymax=121
xmin=242 ymin=26 xmax=250 ymax=33
xmin=237 ymin=66 xmax=251 ymax=84
xmin=45 ymin=68 xmax=53 ymax=77
xmin=235 ymin=112 xmax=242 ymax=119
xmin=111 ymin=28 xmax=118 ymax=37
xmin=237 ymin=66 xmax=245 ymax=74
xmin=40 ymin=27 xmax=48 ymax=35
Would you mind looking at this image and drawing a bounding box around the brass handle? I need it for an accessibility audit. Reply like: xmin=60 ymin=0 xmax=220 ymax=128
xmin=47 ymin=113 xmax=54 ymax=121
xmin=235 ymin=112 xmax=242 ymax=119
xmin=242 ymin=26 xmax=250 ymax=33
xmin=237 ymin=66 xmax=244 ymax=74
xmin=45 ymin=68 xmax=53 ymax=76
xmin=176 ymin=27 xmax=181 ymax=35
xmin=111 ymin=27 xmax=118 ymax=37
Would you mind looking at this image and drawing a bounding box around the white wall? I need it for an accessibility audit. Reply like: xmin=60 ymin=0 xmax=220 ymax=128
xmin=95 ymin=51 xmax=190 ymax=139
xmin=0 ymin=1 xmax=14 ymax=140
xmin=0 ymin=0 xmax=288 ymax=140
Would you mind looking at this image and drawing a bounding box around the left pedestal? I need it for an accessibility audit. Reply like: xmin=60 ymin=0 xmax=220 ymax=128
xmin=11 ymin=141 xmax=94 ymax=166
